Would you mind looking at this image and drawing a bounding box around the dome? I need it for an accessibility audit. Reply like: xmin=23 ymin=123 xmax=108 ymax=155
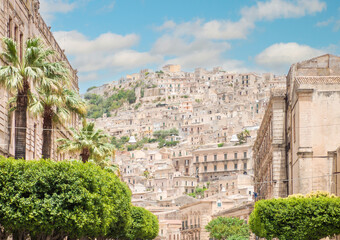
xmin=230 ymin=134 xmax=239 ymax=142
xmin=128 ymin=136 xmax=137 ymax=144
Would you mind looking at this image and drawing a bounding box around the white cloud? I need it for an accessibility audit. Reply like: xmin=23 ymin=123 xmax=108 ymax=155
xmin=156 ymin=0 xmax=326 ymax=41
xmin=316 ymin=18 xmax=334 ymax=27
xmin=39 ymin=0 xmax=76 ymax=23
xmin=151 ymin=0 xmax=326 ymax=72
xmin=255 ymin=42 xmax=325 ymax=72
xmin=97 ymin=0 xmax=115 ymax=13
xmin=78 ymin=72 xmax=99 ymax=82
xmin=53 ymin=31 xmax=139 ymax=55
xmin=54 ymin=31 xmax=162 ymax=77
xmin=241 ymin=0 xmax=326 ymax=22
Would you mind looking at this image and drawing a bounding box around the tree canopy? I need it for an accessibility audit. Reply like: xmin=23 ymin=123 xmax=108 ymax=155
xmin=57 ymin=121 xmax=114 ymax=164
xmin=0 ymin=156 xmax=132 ymax=240
xmin=205 ymin=217 xmax=250 ymax=240
xmin=0 ymin=37 xmax=66 ymax=159
xmin=249 ymin=191 xmax=340 ymax=240
xmin=85 ymin=89 xmax=136 ymax=119
xmin=125 ymin=206 xmax=159 ymax=240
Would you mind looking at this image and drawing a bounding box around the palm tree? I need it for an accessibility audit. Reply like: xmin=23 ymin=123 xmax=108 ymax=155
xmin=0 ymin=37 xmax=62 ymax=159
xmin=57 ymin=121 xmax=115 ymax=163
xmin=29 ymin=86 xmax=86 ymax=159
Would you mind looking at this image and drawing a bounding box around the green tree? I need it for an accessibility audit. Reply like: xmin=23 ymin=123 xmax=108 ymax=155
xmin=249 ymin=191 xmax=340 ymax=240
xmin=0 ymin=156 xmax=131 ymax=240
xmin=57 ymin=121 xmax=114 ymax=163
xmin=236 ymin=129 xmax=250 ymax=145
xmin=0 ymin=38 xmax=62 ymax=159
xmin=205 ymin=217 xmax=250 ymax=240
xmin=125 ymin=206 xmax=159 ymax=240
xmin=29 ymin=85 xmax=86 ymax=159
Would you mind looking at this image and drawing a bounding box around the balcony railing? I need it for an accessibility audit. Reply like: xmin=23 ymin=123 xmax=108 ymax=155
xmin=193 ymin=157 xmax=249 ymax=164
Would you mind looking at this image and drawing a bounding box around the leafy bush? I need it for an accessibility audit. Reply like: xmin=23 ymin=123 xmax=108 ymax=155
xmin=249 ymin=191 xmax=340 ymax=240
xmin=0 ymin=157 xmax=132 ymax=239
xmin=125 ymin=206 xmax=159 ymax=240
xmin=153 ymin=128 xmax=178 ymax=139
xmin=205 ymin=217 xmax=250 ymax=240
xmin=187 ymin=187 xmax=206 ymax=198
xmin=218 ymin=143 xmax=224 ymax=147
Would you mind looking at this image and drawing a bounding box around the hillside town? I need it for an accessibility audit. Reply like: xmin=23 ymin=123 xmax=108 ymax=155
xmin=86 ymin=56 xmax=340 ymax=239
xmin=0 ymin=0 xmax=339 ymax=240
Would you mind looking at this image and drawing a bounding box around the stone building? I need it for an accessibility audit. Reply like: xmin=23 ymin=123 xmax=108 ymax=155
xmin=0 ymin=0 xmax=79 ymax=159
xmin=253 ymin=88 xmax=288 ymax=200
xmin=286 ymin=54 xmax=340 ymax=195
xmin=193 ymin=145 xmax=252 ymax=182
xmin=180 ymin=194 xmax=250 ymax=240
xmin=213 ymin=202 xmax=254 ymax=223
xmin=254 ymin=54 xmax=340 ymax=199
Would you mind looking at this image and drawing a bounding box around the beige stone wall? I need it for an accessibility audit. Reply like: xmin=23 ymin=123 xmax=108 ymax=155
xmin=287 ymin=54 xmax=340 ymax=195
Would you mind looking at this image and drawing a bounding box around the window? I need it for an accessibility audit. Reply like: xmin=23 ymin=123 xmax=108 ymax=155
xmin=244 ymin=163 xmax=247 ymax=170
xmin=204 ymin=166 xmax=207 ymax=172
xmin=19 ymin=33 xmax=23 ymax=60
xmin=160 ymin=196 xmax=162 ymax=200
xmin=293 ymin=114 xmax=296 ymax=142
xmin=196 ymin=156 xmax=199 ymax=162
xmin=204 ymin=155 xmax=207 ymax=162
xmin=214 ymin=165 xmax=217 ymax=171
xmin=196 ymin=167 xmax=199 ymax=173
xmin=214 ymin=154 xmax=217 ymax=161
xmin=217 ymin=200 xmax=222 ymax=207
xmin=7 ymin=17 xmax=12 ymax=38
xmin=234 ymin=163 xmax=238 ymax=170
xmin=244 ymin=152 xmax=247 ymax=158
xmin=234 ymin=152 xmax=238 ymax=159
xmin=224 ymin=153 xmax=227 ymax=160
xmin=224 ymin=164 xmax=227 ymax=170
xmin=14 ymin=25 xmax=18 ymax=41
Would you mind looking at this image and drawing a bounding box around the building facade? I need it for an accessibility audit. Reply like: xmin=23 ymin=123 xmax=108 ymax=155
xmin=254 ymin=54 xmax=340 ymax=199
xmin=253 ymin=89 xmax=288 ymax=200
xmin=0 ymin=0 xmax=79 ymax=160
xmin=286 ymin=54 xmax=340 ymax=195
xmin=193 ymin=145 xmax=252 ymax=182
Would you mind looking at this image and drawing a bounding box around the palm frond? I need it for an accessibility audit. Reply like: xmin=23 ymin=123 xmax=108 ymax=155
xmin=1 ymin=38 xmax=19 ymax=66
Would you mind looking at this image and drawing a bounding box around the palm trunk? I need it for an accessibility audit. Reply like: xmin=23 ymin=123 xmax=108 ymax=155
xmin=42 ymin=106 xmax=53 ymax=159
xmin=14 ymin=80 xmax=29 ymax=159
xmin=80 ymin=148 xmax=90 ymax=163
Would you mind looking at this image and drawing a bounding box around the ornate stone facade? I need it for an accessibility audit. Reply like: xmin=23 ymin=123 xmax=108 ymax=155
xmin=253 ymin=88 xmax=287 ymax=200
xmin=286 ymin=54 xmax=340 ymax=195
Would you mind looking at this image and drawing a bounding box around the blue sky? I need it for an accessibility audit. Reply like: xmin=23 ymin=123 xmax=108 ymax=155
xmin=39 ymin=0 xmax=340 ymax=93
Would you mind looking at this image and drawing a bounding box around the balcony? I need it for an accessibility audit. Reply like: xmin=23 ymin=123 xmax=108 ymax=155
xmin=193 ymin=158 xmax=249 ymax=164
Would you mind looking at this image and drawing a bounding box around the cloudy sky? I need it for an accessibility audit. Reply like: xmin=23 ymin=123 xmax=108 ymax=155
xmin=40 ymin=0 xmax=340 ymax=92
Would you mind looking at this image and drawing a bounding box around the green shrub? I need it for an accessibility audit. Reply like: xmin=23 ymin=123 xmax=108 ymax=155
xmin=0 ymin=157 xmax=132 ymax=239
xmin=125 ymin=206 xmax=159 ymax=240
xmin=249 ymin=191 xmax=340 ymax=240
xmin=205 ymin=217 xmax=250 ymax=240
